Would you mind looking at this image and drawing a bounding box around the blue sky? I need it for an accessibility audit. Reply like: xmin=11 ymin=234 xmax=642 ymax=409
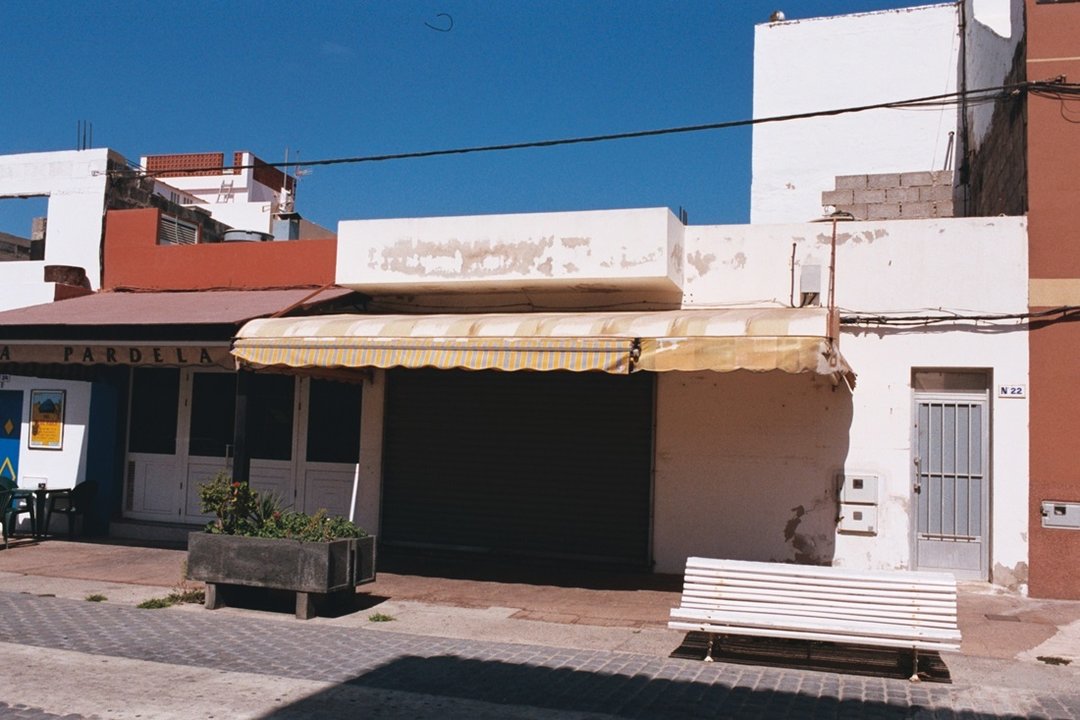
xmin=0 ymin=1 xmax=926 ymax=233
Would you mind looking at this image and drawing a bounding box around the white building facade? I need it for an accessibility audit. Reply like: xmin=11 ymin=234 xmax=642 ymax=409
xmin=235 ymin=206 xmax=1029 ymax=587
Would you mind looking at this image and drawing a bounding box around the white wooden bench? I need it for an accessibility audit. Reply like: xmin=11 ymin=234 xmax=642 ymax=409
xmin=668 ymin=557 xmax=961 ymax=680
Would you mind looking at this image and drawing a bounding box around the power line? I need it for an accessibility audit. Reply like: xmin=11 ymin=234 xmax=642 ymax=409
xmin=841 ymin=304 xmax=1080 ymax=327
xmin=115 ymin=80 xmax=1073 ymax=178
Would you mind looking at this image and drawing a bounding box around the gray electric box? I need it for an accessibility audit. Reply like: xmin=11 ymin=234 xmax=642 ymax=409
xmin=838 ymin=503 xmax=877 ymax=534
xmin=1041 ymin=501 xmax=1080 ymax=530
xmin=837 ymin=473 xmax=880 ymax=535
xmin=838 ymin=473 xmax=880 ymax=505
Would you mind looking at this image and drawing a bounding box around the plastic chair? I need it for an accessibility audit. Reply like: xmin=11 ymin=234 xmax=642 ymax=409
xmin=0 ymin=489 xmax=10 ymax=549
xmin=0 ymin=477 xmax=36 ymax=541
xmin=45 ymin=480 xmax=97 ymax=539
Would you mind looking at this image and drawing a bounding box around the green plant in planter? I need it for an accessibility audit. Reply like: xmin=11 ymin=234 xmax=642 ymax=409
xmin=198 ymin=472 xmax=366 ymax=541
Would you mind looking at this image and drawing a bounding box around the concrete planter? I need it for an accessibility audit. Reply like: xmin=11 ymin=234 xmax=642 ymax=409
xmin=187 ymin=532 xmax=376 ymax=619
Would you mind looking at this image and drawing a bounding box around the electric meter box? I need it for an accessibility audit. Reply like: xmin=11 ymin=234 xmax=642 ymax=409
xmin=838 ymin=503 xmax=878 ymax=534
xmin=838 ymin=474 xmax=880 ymax=505
xmin=1042 ymin=501 xmax=1080 ymax=530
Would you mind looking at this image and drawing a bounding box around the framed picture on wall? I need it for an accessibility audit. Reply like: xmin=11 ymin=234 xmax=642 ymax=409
xmin=29 ymin=390 xmax=65 ymax=450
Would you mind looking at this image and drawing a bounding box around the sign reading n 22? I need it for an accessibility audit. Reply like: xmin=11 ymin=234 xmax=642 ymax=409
xmin=998 ymin=384 xmax=1027 ymax=399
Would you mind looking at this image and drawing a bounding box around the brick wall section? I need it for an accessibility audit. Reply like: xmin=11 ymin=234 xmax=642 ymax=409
xmin=235 ymin=151 xmax=296 ymax=193
xmin=968 ymin=41 xmax=1027 ymax=217
xmin=822 ymin=171 xmax=955 ymax=220
xmin=144 ymin=153 xmax=225 ymax=177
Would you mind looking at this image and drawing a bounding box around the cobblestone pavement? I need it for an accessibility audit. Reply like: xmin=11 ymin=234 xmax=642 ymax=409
xmin=1 ymin=591 xmax=1079 ymax=720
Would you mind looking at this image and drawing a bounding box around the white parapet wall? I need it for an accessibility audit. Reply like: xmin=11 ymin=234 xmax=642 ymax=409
xmin=0 ymin=149 xmax=117 ymax=305
xmin=336 ymin=207 xmax=685 ymax=308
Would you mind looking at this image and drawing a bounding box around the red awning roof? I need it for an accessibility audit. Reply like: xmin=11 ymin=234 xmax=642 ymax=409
xmin=0 ymin=287 xmax=356 ymax=328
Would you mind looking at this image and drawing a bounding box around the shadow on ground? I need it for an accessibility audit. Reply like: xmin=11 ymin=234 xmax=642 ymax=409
xmin=257 ymin=654 xmax=1017 ymax=720
xmin=378 ymin=547 xmax=683 ymax=592
xmin=209 ymin=584 xmax=391 ymax=618
xmin=671 ymin=632 xmax=951 ymax=683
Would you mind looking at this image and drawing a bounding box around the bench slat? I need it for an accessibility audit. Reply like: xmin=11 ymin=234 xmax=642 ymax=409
xmin=667 ymin=620 xmax=961 ymax=653
xmin=680 ymin=592 xmax=957 ymax=619
xmin=669 ymin=608 xmax=962 ymax=642
xmin=684 ymin=569 xmax=959 ymax=596
xmin=675 ymin=599 xmax=957 ymax=627
xmin=685 ymin=557 xmax=956 ymax=587
xmin=681 ymin=585 xmax=956 ymax=609
xmin=682 ymin=578 xmax=956 ymax=603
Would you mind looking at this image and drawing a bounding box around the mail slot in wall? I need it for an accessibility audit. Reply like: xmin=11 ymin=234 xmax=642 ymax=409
xmin=1041 ymin=501 xmax=1080 ymax=530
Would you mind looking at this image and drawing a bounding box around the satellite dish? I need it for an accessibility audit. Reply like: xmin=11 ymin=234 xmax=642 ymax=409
xmin=770 ymin=10 xmax=786 ymax=21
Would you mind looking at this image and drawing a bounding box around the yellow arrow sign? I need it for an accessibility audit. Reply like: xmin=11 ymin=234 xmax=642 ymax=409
xmin=0 ymin=456 xmax=14 ymax=482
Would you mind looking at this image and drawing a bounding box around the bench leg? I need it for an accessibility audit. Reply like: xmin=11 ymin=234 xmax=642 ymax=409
xmin=204 ymin=583 xmax=223 ymax=610
xmin=909 ymin=648 xmax=921 ymax=683
xmin=296 ymin=591 xmax=317 ymax=620
xmin=704 ymin=633 xmax=715 ymax=663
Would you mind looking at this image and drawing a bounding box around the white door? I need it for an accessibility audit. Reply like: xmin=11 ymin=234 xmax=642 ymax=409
xmin=180 ymin=370 xmax=236 ymax=522
xmin=245 ymin=373 xmax=300 ymax=510
xmin=126 ymin=368 xmax=234 ymax=523
xmin=295 ymin=377 xmax=363 ymax=519
xmin=126 ymin=368 xmax=184 ymax=521
xmin=126 ymin=371 xmax=361 ymax=523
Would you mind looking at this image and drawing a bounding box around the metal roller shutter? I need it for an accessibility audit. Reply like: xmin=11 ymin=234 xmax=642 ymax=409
xmin=382 ymin=368 xmax=654 ymax=567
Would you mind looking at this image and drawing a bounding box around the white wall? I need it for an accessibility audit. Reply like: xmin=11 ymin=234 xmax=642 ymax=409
xmin=654 ymin=370 xmax=851 ymax=572
xmin=652 ymin=216 xmax=1029 ymax=581
xmin=0 ymin=149 xmax=116 ymax=301
xmin=1 ymin=374 xmax=92 ymax=492
xmin=751 ymin=4 xmax=961 ymax=224
xmin=682 ymin=217 xmax=1027 ymax=314
xmin=0 ymin=283 xmax=58 ymax=313
xmin=202 ymin=203 xmax=274 ymax=234
xmin=837 ymin=325 xmax=1029 ymax=579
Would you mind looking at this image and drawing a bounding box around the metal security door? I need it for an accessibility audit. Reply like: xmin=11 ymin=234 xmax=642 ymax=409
xmin=913 ymin=395 xmax=989 ymax=579
xmin=382 ymin=369 xmax=655 ymax=567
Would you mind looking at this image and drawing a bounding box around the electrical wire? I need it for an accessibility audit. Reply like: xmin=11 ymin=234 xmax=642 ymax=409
xmin=841 ymin=305 xmax=1080 ymax=327
xmin=109 ymin=80 xmax=1078 ymax=178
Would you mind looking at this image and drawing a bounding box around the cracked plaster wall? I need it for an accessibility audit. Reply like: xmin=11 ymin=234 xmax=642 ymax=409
xmin=338 ymin=208 xmax=685 ymax=300
xmin=653 ymin=370 xmax=851 ymax=573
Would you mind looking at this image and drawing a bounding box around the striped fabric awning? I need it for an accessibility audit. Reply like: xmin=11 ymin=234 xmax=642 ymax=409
xmin=232 ymin=307 xmax=855 ymax=384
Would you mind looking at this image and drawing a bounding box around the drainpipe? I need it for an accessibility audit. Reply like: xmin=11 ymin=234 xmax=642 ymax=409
xmin=828 ymin=217 xmax=839 ymax=343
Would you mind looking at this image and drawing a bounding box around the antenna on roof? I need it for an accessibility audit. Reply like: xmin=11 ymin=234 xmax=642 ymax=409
xmin=280 ymin=148 xmax=296 ymax=214
xmin=76 ymin=120 xmax=93 ymax=150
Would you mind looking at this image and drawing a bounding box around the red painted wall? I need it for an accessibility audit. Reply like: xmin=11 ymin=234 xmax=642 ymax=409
xmin=1029 ymin=320 xmax=1080 ymax=598
xmin=1026 ymin=0 xmax=1080 ymax=599
xmin=103 ymin=208 xmax=337 ymax=291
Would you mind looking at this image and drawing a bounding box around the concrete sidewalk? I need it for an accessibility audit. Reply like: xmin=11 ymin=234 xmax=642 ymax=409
xmin=1 ymin=538 xmax=1079 ymax=671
